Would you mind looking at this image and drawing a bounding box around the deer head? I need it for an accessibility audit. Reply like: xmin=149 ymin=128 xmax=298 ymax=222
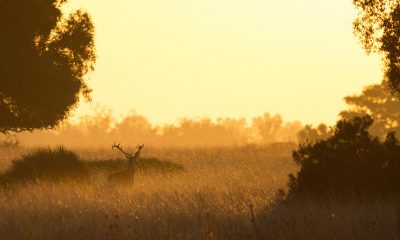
xmin=108 ymin=142 xmax=145 ymax=185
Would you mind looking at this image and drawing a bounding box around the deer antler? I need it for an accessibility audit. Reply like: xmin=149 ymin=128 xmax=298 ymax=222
xmin=112 ymin=142 xmax=120 ymax=150
xmin=112 ymin=142 xmax=133 ymax=159
xmin=137 ymin=144 xmax=144 ymax=150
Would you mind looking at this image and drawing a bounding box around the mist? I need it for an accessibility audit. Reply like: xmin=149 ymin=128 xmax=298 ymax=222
xmin=11 ymin=111 xmax=303 ymax=147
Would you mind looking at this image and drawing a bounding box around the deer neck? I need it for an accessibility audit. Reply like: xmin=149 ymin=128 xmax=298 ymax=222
xmin=133 ymin=149 xmax=142 ymax=159
xmin=131 ymin=152 xmax=142 ymax=167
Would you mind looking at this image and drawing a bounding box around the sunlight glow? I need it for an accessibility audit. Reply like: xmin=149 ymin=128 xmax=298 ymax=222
xmin=64 ymin=0 xmax=382 ymax=126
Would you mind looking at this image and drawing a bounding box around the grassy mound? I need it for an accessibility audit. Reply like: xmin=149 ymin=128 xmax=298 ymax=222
xmin=0 ymin=147 xmax=90 ymax=185
xmin=0 ymin=147 xmax=183 ymax=186
xmin=88 ymin=157 xmax=184 ymax=173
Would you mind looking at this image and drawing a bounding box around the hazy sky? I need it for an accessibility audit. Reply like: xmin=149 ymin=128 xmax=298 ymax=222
xmin=64 ymin=0 xmax=382 ymax=126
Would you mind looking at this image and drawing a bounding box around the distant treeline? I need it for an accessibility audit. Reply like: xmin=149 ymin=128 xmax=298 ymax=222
xmin=6 ymin=111 xmax=303 ymax=147
xmin=3 ymin=80 xmax=397 ymax=147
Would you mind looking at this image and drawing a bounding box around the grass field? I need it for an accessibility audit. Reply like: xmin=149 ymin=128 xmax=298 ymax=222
xmin=0 ymin=143 xmax=398 ymax=239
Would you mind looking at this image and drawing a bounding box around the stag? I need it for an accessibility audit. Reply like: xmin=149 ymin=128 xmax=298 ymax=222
xmin=108 ymin=143 xmax=144 ymax=185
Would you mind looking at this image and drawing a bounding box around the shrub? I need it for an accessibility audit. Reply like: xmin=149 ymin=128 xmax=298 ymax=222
xmin=0 ymin=147 xmax=90 ymax=184
xmin=288 ymin=115 xmax=400 ymax=197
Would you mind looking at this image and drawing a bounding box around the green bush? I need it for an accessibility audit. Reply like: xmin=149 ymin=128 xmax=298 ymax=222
xmin=0 ymin=147 xmax=90 ymax=184
xmin=289 ymin=115 xmax=400 ymax=197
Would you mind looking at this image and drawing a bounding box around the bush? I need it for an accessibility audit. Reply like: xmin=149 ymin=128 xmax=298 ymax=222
xmin=0 ymin=147 xmax=90 ymax=184
xmin=288 ymin=115 xmax=400 ymax=197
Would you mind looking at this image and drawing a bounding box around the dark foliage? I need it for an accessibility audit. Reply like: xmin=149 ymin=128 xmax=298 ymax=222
xmin=88 ymin=157 xmax=184 ymax=173
xmin=288 ymin=115 xmax=400 ymax=196
xmin=0 ymin=0 xmax=95 ymax=134
xmin=353 ymin=0 xmax=400 ymax=94
xmin=0 ymin=147 xmax=90 ymax=184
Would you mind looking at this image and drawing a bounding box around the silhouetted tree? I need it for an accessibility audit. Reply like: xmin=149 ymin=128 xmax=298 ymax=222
xmin=340 ymin=81 xmax=400 ymax=138
xmin=0 ymin=0 xmax=96 ymax=134
xmin=353 ymin=0 xmax=400 ymax=94
xmin=289 ymin=115 xmax=400 ymax=196
xmin=252 ymin=113 xmax=283 ymax=143
xmin=297 ymin=123 xmax=330 ymax=143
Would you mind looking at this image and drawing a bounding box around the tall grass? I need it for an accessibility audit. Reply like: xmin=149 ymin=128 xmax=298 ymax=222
xmin=0 ymin=144 xmax=398 ymax=239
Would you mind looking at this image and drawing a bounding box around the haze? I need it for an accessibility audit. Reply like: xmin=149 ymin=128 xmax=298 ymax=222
xmin=64 ymin=0 xmax=381 ymax=126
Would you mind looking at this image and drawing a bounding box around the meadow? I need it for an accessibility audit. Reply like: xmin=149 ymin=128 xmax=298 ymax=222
xmin=0 ymin=143 xmax=398 ymax=240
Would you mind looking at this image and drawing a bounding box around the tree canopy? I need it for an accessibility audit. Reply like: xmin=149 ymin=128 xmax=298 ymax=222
xmin=0 ymin=0 xmax=95 ymax=134
xmin=353 ymin=0 xmax=400 ymax=94
xmin=297 ymin=123 xmax=330 ymax=143
xmin=340 ymin=81 xmax=400 ymax=138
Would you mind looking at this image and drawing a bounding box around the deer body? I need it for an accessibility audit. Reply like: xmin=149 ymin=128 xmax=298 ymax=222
xmin=108 ymin=143 xmax=144 ymax=185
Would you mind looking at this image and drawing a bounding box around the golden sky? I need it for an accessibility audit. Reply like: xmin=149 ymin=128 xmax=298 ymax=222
xmin=64 ymin=0 xmax=382 ymax=126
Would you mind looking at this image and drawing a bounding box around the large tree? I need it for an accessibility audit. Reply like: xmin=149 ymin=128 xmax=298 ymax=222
xmin=353 ymin=0 xmax=400 ymax=94
xmin=0 ymin=0 xmax=95 ymax=134
xmin=340 ymin=81 xmax=400 ymax=138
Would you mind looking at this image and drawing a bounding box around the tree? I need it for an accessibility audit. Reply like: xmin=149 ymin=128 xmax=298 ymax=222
xmin=297 ymin=123 xmax=330 ymax=143
xmin=0 ymin=0 xmax=96 ymax=134
xmin=252 ymin=113 xmax=283 ymax=143
xmin=353 ymin=0 xmax=400 ymax=94
xmin=340 ymin=81 xmax=400 ymax=138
